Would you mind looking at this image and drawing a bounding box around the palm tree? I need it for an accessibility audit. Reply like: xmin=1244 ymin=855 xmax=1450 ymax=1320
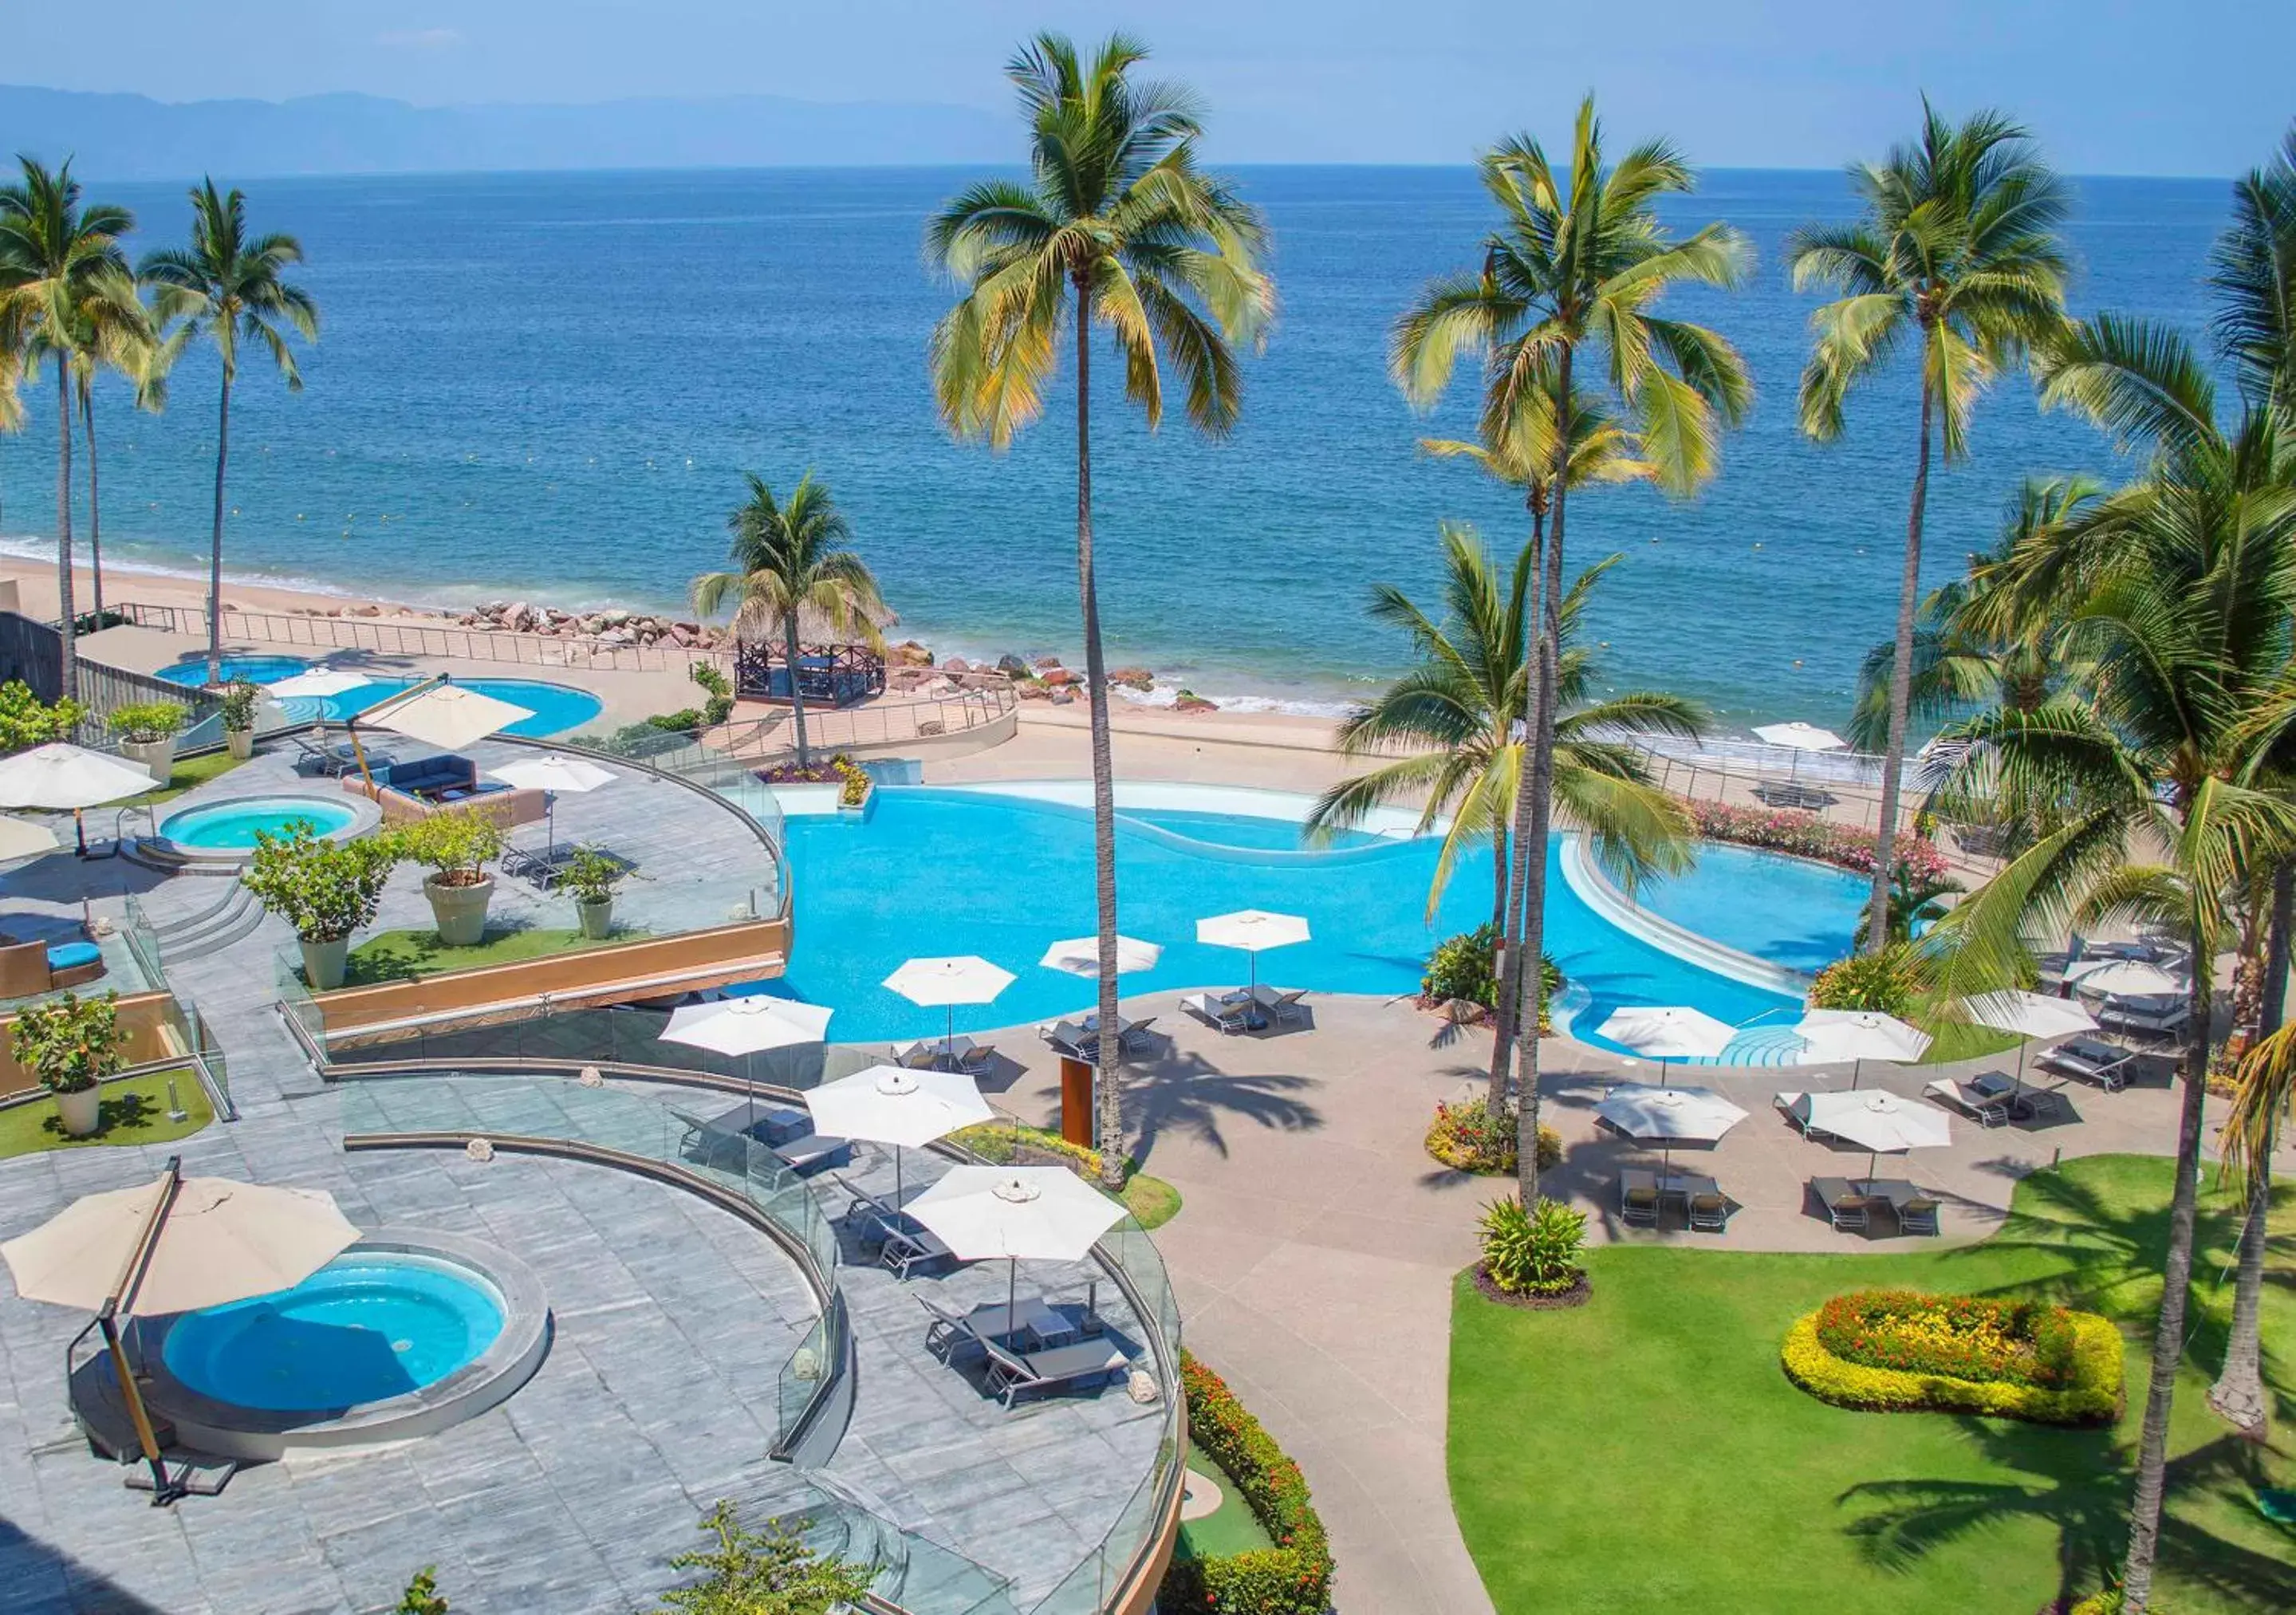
xmin=1929 ymin=339 xmax=2296 ymax=1612
xmin=139 ymin=178 xmax=317 ymax=682
xmin=1309 ymin=529 xmax=1704 ymax=1111
xmin=70 ymin=287 xmax=171 ymax=624
xmin=1788 ymin=103 xmax=2071 ymax=955
xmin=0 ymin=157 xmax=137 ymax=699
xmin=692 ymin=472 xmax=886 ymax=769
xmin=1392 ymin=98 xmax=1751 ymax=1199
xmin=927 ymin=32 xmax=1273 ymax=1188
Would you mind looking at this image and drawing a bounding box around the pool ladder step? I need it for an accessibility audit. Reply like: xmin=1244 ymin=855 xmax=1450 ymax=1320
xmin=120 ymin=836 xmax=239 ymax=877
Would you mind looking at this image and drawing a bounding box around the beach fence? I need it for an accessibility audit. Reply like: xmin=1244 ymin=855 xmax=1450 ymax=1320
xmin=1626 ymin=735 xmax=1912 ymax=836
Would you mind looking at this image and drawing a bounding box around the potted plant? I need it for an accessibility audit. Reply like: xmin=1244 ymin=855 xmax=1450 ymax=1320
xmin=10 ymin=989 xmax=125 ymax=1137
xmin=107 ymin=700 xmax=189 ymax=784
xmin=396 ymin=808 xmax=504 ymax=947
xmin=242 ymin=819 xmax=400 ymax=989
xmin=218 ymin=682 xmax=260 ymax=759
xmin=561 ymin=847 xmax=625 ymax=940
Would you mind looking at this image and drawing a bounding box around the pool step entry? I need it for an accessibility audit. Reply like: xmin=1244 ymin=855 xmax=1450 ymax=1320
xmin=121 ymin=835 xmax=240 ymax=877
xmin=146 ymin=879 xmax=266 ymax=957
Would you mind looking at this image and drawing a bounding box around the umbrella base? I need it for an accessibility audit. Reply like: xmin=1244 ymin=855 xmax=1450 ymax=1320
xmin=123 ymin=1450 xmax=239 ymax=1500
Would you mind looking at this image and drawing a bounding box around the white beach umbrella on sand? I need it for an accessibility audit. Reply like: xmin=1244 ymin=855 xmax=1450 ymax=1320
xmin=1595 ymin=1005 xmax=1739 ymax=1083
xmin=885 ymin=955 xmax=1016 ymax=1064
xmin=1754 ymin=721 xmax=1847 ymax=752
xmin=1195 ymin=909 xmax=1309 ymax=994
xmin=1596 ymin=1082 xmax=1748 ymax=1178
xmin=1790 ymin=1008 xmax=1932 ymax=1090
xmin=1039 ymin=935 xmax=1163 ymax=978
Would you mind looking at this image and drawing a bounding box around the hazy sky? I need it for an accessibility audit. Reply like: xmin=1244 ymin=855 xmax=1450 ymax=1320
xmin=11 ymin=0 xmax=2290 ymax=175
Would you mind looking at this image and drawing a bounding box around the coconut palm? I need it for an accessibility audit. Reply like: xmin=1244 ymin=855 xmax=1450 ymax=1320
xmin=692 ymin=472 xmax=885 ymax=770
xmin=1929 ymin=337 xmax=2296 ymax=1609
xmin=0 ymin=157 xmax=137 ymax=699
xmin=70 ymin=290 xmax=173 ymax=623
xmin=138 ymin=178 xmax=317 ymax=682
xmin=927 ymin=32 xmax=1272 ymax=1188
xmin=1788 ymin=103 xmax=2071 ymax=956
xmin=1310 ymin=530 xmax=1705 ymax=1103
xmin=1392 ymin=97 xmax=1751 ymax=1199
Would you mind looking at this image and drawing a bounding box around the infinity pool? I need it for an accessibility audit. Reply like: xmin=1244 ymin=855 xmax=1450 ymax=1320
xmin=163 ymin=1252 xmax=504 ymax=1412
xmin=774 ymin=786 xmax=1866 ymax=1050
xmin=159 ymin=794 xmax=360 ymax=850
xmin=156 ymin=658 xmax=602 ymax=737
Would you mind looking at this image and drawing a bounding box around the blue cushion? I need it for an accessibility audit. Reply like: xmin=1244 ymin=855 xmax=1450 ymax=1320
xmin=46 ymin=941 xmax=100 ymax=971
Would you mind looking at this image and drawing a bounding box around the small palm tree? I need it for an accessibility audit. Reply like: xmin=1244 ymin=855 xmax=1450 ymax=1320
xmin=927 ymin=32 xmax=1272 ymax=1187
xmin=1392 ymin=97 xmax=1751 ymax=1200
xmin=692 ymin=472 xmax=886 ymax=770
xmin=0 ymin=156 xmax=137 ymax=699
xmin=139 ymin=178 xmax=317 ymax=682
xmin=1788 ymin=103 xmax=2071 ymax=955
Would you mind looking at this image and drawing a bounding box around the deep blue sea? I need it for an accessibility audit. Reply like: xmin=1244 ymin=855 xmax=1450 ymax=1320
xmin=0 ymin=166 xmax=2230 ymax=726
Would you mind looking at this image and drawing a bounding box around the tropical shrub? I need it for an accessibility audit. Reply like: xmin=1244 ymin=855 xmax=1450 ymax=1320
xmin=1477 ymin=1194 xmax=1587 ymax=1296
xmin=561 ymin=848 xmax=625 ymax=906
xmin=217 ymin=681 xmax=260 ymax=732
xmin=1425 ymin=1097 xmax=1561 ymax=1176
xmin=1683 ymin=799 xmax=1948 ymax=885
xmin=948 ymin=1120 xmax=1134 ymax=1184
xmin=1814 ymin=1290 xmax=2078 ymax=1388
xmin=832 ymin=754 xmax=870 ymax=806
xmin=657 ymin=1499 xmax=873 ymax=1613
xmin=243 ymin=820 xmax=401 ymax=943
xmin=104 ymin=700 xmax=189 ymax=744
xmin=2066 ymin=1591 xmax=2123 ymax=1615
xmin=1807 ymin=943 xmax=1924 ymax=1018
xmin=0 ymin=681 xmax=85 ymax=752
xmin=1160 ymin=1353 xmax=1333 ymax=1615
xmin=1420 ymin=924 xmax=1561 ymax=1031
xmin=393 ymin=808 xmax=503 ymax=888
xmin=1780 ymin=1300 xmax=2123 ymax=1426
xmin=395 ymin=1567 xmax=447 ymax=1614
xmin=688 ymin=660 xmax=736 ymax=727
xmin=10 ymin=990 xmax=124 ymax=1096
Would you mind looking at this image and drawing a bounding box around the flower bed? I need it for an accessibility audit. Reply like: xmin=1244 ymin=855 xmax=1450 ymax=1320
xmin=1684 ymin=799 xmax=1949 ymax=884
xmin=1160 ymin=1353 xmax=1333 ymax=1615
xmin=1782 ymin=1290 xmax=2123 ymax=1425
xmin=1426 ymin=1097 xmax=1561 ymax=1176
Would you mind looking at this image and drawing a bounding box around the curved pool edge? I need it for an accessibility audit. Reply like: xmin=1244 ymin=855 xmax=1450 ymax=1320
xmin=136 ymin=1227 xmax=552 ymax=1460
xmin=144 ymin=790 xmax=384 ymax=867
xmin=1559 ymin=835 xmax=1812 ymax=997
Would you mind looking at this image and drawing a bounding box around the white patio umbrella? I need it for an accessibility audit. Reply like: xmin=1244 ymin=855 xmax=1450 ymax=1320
xmin=1595 ymin=1083 xmax=1749 ymax=1179
xmin=1195 ymin=909 xmax=1310 ymax=995
xmin=660 ymin=995 xmax=835 ymax=1129
xmin=262 ymin=665 xmax=370 ymax=699
xmin=1960 ymin=989 xmax=2100 ymax=1096
xmin=1790 ymin=1008 xmax=1932 ymax=1091
xmin=1754 ymin=720 xmax=1846 ymax=781
xmin=805 ymin=1064 xmax=993 ymax=1207
xmin=1039 ymin=934 xmax=1164 ymax=979
xmin=884 ymin=955 xmax=1016 ymax=1066
xmin=2066 ymin=958 xmax=2184 ymax=999
xmin=1800 ymin=1089 xmax=1953 ymax=1180
xmin=905 ymin=1164 xmax=1127 ymax=1324
xmin=0 ymin=742 xmax=163 ymax=806
xmin=0 ymin=814 xmax=60 ymax=861
xmin=1594 ymin=1005 xmax=1740 ymax=1085
xmin=361 ymin=680 xmax=535 ymax=751
xmin=487 ymin=753 xmax=620 ymax=857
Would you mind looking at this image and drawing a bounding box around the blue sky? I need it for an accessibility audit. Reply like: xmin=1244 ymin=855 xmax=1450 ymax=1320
xmin=10 ymin=0 xmax=2290 ymax=175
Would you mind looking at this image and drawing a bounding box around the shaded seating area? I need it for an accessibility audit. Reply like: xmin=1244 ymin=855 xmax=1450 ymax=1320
xmin=1617 ymin=1167 xmax=1733 ymax=1233
xmin=1924 ymin=1075 xmax=2014 ymax=1129
xmin=2038 ymin=1036 xmax=2139 ymax=1092
xmin=734 ymin=639 xmax=885 ymax=707
xmin=674 ymin=1101 xmax=848 ymax=1177
xmin=834 ymin=1174 xmax=955 ymax=1280
xmin=1809 ymin=1176 xmax=1940 ymax=1237
xmin=0 ymin=927 xmax=106 ymax=999
xmin=339 ymin=751 xmax=549 ymax=828
xmin=893 ymin=1034 xmax=995 ymax=1073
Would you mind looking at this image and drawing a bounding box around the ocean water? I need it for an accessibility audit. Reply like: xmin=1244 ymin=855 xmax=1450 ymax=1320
xmin=0 ymin=165 xmax=2228 ymax=724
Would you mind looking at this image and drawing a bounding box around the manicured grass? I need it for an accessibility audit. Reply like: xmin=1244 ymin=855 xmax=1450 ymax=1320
xmin=1449 ymin=1155 xmax=2296 ymax=1615
xmin=1122 ymin=1172 xmax=1184 ymax=1231
xmin=1175 ymin=1440 xmax=1277 ymax=1561
xmin=0 ymin=1068 xmax=213 ymax=1159
xmin=342 ymin=924 xmax=636 ymax=985
xmin=947 ymin=1121 xmax=1183 ymax=1229
xmin=119 ymin=749 xmax=247 ymax=808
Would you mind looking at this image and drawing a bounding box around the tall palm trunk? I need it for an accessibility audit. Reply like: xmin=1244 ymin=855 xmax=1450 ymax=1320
xmin=1489 ymin=827 xmax=1510 ymax=935
xmin=205 ymin=366 xmax=232 ymax=683
xmin=2121 ymin=958 xmax=2217 ymax=1612
xmin=785 ymin=617 xmax=812 ymax=769
xmin=1513 ymin=350 xmax=1574 ymax=1201
xmin=1487 ymin=497 xmax=1546 ymax=1113
xmin=53 ymin=361 xmax=76 ymax=700
xmin=78 ymin=384 xmax=102 ymax=621
xmin=1865 ymin=372 xmax=1933 ymax=951
xmin=1073 ymin=275 xmax=1124 ymax=1192
xmin=2209 ymin=861 xmax=2290 ymax=1438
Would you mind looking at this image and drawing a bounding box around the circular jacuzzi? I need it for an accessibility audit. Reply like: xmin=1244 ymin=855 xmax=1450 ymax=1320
xmin=148 ymin=793 xmax=380 ymax=866
xmin=139 ymin=1230 xmax=550 ymax=1459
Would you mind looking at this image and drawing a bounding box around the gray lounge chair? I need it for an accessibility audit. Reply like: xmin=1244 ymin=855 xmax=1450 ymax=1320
xmin=1899 ymin=1194 xmax=1941 ymax=1236
xmin=834 ymin=1175 xmax=954 ymax=1278
xmin=1924 ymin=1077 xmax=2010 ymax=1128
xmin=1256 ymin=987 xmax=1310 ymax=1026
xmin=1774 ymin=1091 xmax=1839 ymax=1144
xmin=1620 ymin=1168 xmax=1660 ymax=1227
xmin=1184 ymin=991 xmax=1256 ymax=1034
xmin=1118 ymin=1015 xmax=1161 ymax=1056
xmin=2038 ymin=1037 xmax=2137 ymax=1093
xmin=980 ymin=1337 xmax=1127 ymax=1408
xmin=1812 ymin=1176 xmax=1869 ymax=1233
xmin=2099 ymin=1000 xmax=2190 ymax=1045
xmin=918 ymin=1294 xmax=983 ymax=1361
xmin=1688 ymin=1191 xmax=1729 ymax=1233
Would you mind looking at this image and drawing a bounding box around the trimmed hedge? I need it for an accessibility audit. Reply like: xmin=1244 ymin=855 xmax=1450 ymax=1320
xmin=1780 ymin=1307 xmax=2124 ymax=1426
xmin=947 ymin=1121 xmax=1130 ymax=1184
xmin=1160 ymin=1353 xmax=1334 ymax=1615
xmin=1685 ymin=798 xmax=1950 ymax=884
xmin=1814 ymin=1289 xmax=2077 ymax=1389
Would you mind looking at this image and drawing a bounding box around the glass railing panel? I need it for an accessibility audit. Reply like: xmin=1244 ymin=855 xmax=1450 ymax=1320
xmin=1021 ymin=1547 xmax=1108 ymax=1615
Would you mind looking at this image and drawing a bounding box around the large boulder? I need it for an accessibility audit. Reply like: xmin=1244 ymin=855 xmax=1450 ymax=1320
xmin=1041 ymin=667 xmax=1077 ymax=687
xmin=1173 ymin=691 xmax=1219 ymax=714
xmin=1109 ymin=667 xmax=1155 ymax=692
xmin=1047 ymin=685 xmax=1077 ymax=705
xmin=996 ymin=653 xmax=1032 ymax=679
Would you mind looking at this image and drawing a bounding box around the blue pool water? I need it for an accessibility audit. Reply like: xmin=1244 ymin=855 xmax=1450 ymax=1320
xmin=775 ymin=787 xmax=1853 ymax=1050
xmin=1625 ymin=844 xmax=1869 ymax=975
xmin=156 ymin=655 xmax=311 ymax=687
xmin=159 ymin=794 xmax=360 ymax=849
xmin=1119 ymin=807 xmax=1381 ymax=853
xmin=162 ymin=1252 xmax=503 ymax=1412
xmin=159 ymin=656 xmax=602 ymax=738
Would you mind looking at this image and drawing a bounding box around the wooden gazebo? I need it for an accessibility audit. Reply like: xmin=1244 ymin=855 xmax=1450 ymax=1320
xmin=734 ymin=640 xmax=886 ymax=708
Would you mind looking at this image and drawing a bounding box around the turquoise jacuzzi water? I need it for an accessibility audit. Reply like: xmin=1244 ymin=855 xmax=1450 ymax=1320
xmin=163 ymin=1252 xmax=505 ymax=1412
xmin=159 ymin=795 xmax=359 ymax=850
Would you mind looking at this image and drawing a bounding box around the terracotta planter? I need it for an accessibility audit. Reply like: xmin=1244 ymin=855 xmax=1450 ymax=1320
xmin=120 ymin=736 xmax=176 ymax=786
xmin=226 ymin=728 xmax=254 ymax=760
xmin=576 ymin=897 xmax=614 ymax=941
xmin=301 ymin=936 xmax=349 ymax=991
xmin=426 ymin=873 xmax=494 ymax=947
xmin=53 ymin=1085 xmax=101 ymax=1137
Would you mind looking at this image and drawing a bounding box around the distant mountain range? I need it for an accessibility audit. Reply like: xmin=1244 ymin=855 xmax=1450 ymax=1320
xmin=0 ymin=85 xmax=1015 ymax=179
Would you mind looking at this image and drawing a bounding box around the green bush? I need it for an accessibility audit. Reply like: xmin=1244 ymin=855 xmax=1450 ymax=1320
xmin=658 ymin=1499 xmax=872 ymax=1613
xmin=1478 ymin=1195 xmax=1587 ymax=1296
xmin=244 ymin=820 xmax=401 ymax=944
xmin=689 ymin=661 xmax=735 ymax=727
xmin=10 ymin=990 xmax=124 ymax=1096
xmin=1160 ymin=1353 xmax=1333 ymax=1615
xmin=0 ymin=680 xmax=85 ymax=752
xmin=393 ymin=808 xmax=503 ymax=886
xmin=394 ymin=1568 xmax=447 ymax=1614
xmin=1779 ymin=1306 xmax=2123 ymax=1426
xmin=1807 ymin=943 xmax=1924 ymax=1018
xmin=1420 ymin=924 xmax=1561 ymax=1030
xmin=1815 ymin=1289 xmax=2078 ymax=1389
xmin=105 ymin=700 xmax=188 ymax=744
xmin=217 ymin=682 xmax=260 ymax=731
xmin=561 ymin=847 xmax=625 ymax=906
xmin=1425 ymin=1097 xmax=1562 ymax=1176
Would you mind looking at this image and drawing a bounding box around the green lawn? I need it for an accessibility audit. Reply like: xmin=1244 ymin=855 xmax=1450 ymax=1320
xmin=0 ymin=1068 xmax=213 ymax=1159
xmin=342 ymin=924 xmax=636 ymax=985
xmin=1174 ymin=1440 xmax=1277 ymax=1561
xmin=119 ymin=749 xmax=246 ymax=808
xmin=1450 ymin=1155 xmax=2296 ymax=1614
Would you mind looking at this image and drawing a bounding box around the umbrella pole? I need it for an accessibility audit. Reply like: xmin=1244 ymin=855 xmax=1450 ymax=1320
xmin=1008 ymin=1255 xmax=1018 ymax=1330
xmin=945 ymin=1006 xmax=956 ymax=1070
xmin=1850 ymin=1058 xmax=1861 ymax=1093
xmin=98 ymin=1309 xmax=178 ymax=1504
xmin=894 ymin=1143 xmax=904 ymax=1212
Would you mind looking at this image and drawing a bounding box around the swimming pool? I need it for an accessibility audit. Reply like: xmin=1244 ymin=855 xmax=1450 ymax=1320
xmin=314 ymin=677 xmax=604 ymax=738
xmin=158 ymin=794 xmax=360 ymax=850
xmin=774 ymin=786 xmax=1856 ymax=1051
xmin=162 ymin=1251 xmax=505 ymax=1412
xmin=1610 ymin=843 xmax=1869 ymax=975
xmin=156 ymin=655 xmax=311 ymax=687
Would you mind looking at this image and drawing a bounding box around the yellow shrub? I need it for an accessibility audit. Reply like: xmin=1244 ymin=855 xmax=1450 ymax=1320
xmin=1779 ymin=1309 xmax=2124 ymax=1426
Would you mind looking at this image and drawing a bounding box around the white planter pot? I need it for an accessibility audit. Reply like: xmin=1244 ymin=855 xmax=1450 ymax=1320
xmin=226 ymin=728 xmax=254 ymax=760
xmin=120 ymin=736 xmax=176 ymax=785
xmin=576 ymin=897 xmax=614 ymax=941
xmin=426 ymin=874 xmax=494 ymax=947
xmin=301 ymin=936 xmax=349 ymax=991
xmin=53 ymin=1085 xmax=101 ymax=1137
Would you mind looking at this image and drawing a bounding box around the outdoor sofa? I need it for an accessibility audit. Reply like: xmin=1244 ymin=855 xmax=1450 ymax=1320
xmin=0 ymin=929 xmax=104 ymax=999
xmin=340 ymin=753 xmax=549 ymax=828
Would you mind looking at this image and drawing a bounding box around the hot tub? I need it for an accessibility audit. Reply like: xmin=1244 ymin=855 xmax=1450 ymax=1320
xmin=148 ymin=793 xmax=380 ymax=866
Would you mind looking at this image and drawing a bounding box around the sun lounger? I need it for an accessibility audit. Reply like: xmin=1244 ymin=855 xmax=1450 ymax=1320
xmin=980 ymin=1337 xmax=1128 ymax=1408
xmin=2038 ymin=1037 xmax=2137 ymax=1093
xmin=1774 ymin=1091 xmax=1840 ymax=1144
xmin=919 ymin=1294 xmax=984 ymax=1361
xmin=1251 ymin=986 xmax=1310 ymax=1026
xmin=1117 ymin=1015 xmax=1160 ymax=1056
xmin=1688 ymin=1191 xmax=1730 ymax=1233
xmin=833 ymin=1174 xmax=954 ymax=1278
xmin=2098 ymin=1000 xmax=2190 ymax=1044
xmin=1898 ymin=1194 xmax=1941 ymax=1236
xmin=1620 ymin=1168 xmax=1660 ymax=1227
xmin=1183 ymin=991 xmax=1256 ymax=1034
xmin=1752 ymin=780 xmax=1836 ymax=811
xmin=1811 ymin=1176 xmax=1869 ymax=1233
xmin=291 ymin=729 xmax=392 ymax=778
xmin=1924 ymin=1077 xmax=2011 ymax=1128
